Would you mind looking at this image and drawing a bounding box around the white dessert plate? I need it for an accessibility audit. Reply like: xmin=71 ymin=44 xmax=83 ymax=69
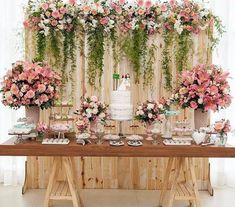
xmin=110 ymin=140 xmax=125 ymax=146
xmin=76 ymin=133 xmax=90 ymax=139
xmin=103 ymin=134 xmax=120 ymax=140
xmin=127 ymin=140 xmax=143 ymax=147
xmin=126 ymin=135 xmax=143 ymax=141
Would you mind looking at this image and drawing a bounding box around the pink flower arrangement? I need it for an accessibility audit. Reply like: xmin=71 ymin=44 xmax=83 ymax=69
xmin=36 ymin=122 xmax=48 ymax=134
xmin=173 ymin=64 xmax=232 ymax=112
xmin=75 ymin=96 xmax=109 ymax=123
xmin=1 ymin=61 xmax=62 ymax=109
xmin=135 ymin=98 xmax=169 ymax=124
xmin=214 ymin=119 xmax=231 ymax=136
xmin=24 ymin=0 xmax=78 ymax=36
xmin=75 ymin=116 xmax=89 ymax=132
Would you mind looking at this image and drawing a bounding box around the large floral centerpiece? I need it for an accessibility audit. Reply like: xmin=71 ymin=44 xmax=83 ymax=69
xmin=173 ymin=64 xmax=231 ymax=128
xmin=75 ymin=96 xmax=109 ymax=138
xmin=135 ymin=98 xmax=169 ymax=140
xmin=1 ymin=60 xmax=61 ymax=110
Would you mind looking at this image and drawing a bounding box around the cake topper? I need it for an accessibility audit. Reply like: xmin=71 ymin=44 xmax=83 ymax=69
xmin=117 ymin=73 xmax=130 ymax=91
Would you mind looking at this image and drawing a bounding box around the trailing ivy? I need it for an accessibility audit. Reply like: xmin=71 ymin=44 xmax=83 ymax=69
xmin=123 ymin=29 xmax=148 ymax=84
xmin=110 ymin=29 xmax=118 ymax=73
xmin=87 ymin=25 xmax=105 ymax=86
xmin=161 ymin=32 xmax=174 ymax=90
xmin=143 ymin=44 xmax=157 ymax=86
xmin=36 ymin=32 xmax=46 ymax=62
xmin=175 ymin=31 xmax=192 ymax=73
xmin=49 ymin=30 xmax=61 ymax=67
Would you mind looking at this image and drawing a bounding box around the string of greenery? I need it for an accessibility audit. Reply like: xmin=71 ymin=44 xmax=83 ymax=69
xmin=36 ymin=32 xmax=46 ymax=62
xmin=87 ymin=25 xmax=105 ymax=86
xmin=161 ymin=32 xmax=174 ymax=90
xmin=49 ymin=29 xmax=61 ymax=67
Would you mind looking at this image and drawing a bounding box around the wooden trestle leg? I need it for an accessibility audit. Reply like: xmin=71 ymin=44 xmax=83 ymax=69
xmin=43 ymin=157 xmax=83 ymax=207
xmin=158 ymin=157 xmax=202 ymax=207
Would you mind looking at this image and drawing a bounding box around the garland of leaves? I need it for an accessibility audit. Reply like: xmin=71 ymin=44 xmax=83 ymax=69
xmin=175 ymin=31 xmax=192 ymax=73
xmin=123 ymin=29 xmax=148 ymax=84
xmin=161 ymin=32 xmax=174 ymax=90
xmin=87 ymin=25 xmax=105 ymax=86
xmin=36 ymin=32 xmax=46 ymax=62
xmin=49 ymin=30 xmax=61 ymax=67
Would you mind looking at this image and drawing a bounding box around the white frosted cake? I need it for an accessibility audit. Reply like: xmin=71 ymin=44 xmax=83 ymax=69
xmin=110 ymin=90 xmax=133 ymax=121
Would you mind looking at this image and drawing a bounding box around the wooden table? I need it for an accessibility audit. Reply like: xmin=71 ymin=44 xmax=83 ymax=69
xmin=1 ymin=138 xmax=235 ymax=207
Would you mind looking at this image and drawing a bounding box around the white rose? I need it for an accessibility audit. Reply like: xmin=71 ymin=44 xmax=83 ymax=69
xmin=92 ymin=108 xmax=98 ymax=114
xmin=138 ymin=106 xmax=142 ymax=110
xmin=147 ymin=103 xmax=154 ymax=110
xmin=174 ymin=93 xmax=179 ymax=99
xmin=158 ymin=104 xmax=163 ymax=109
xmin=136 ymin=111 xmax=140 ymax=116
xmin=99 ymin=113 xmax=105 ymax=118
xmin=86 ymin=108 xmax=92 ymax=114
xmin=140 ymin=110 xmax=144 ymax=115
xmin=57 ymin=24 xmax=64 ymax=30
xmin=198 ymin=98 xmax=203 ymax=104
xmin=67 ymin=18 xmax=72 ymax=24
xmin=148 ymin=113 xmax=153 ymax=118
xmin=223 ymin=88 xmax=229 ymax=94
xmin=90 ymin=96 xmax=98 ymax=102
xmin=44 ymin=19 xmax=50 ymax=24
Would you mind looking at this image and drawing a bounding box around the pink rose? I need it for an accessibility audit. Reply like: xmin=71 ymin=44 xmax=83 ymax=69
xmin=190 ymin=101 xmax=198 ymax=109
xmin=115 ymin=6 xmax=122 ymax=14
xmin=161 ymin=3 xmax=167 ymax=12
xmin=51 ymin=20 xmax=58 ymax=26
xmin=39 ymin=94 xmax=49 ymax=103
xmin=210 ymin=85 xmax=219 ymax=95
xmin=41 ymin=3 xmax=49 ymax=11
xmin=69 ymin=0 xmax=76 ymax=5
xmin=90 ymin=96 xmax=98 ymax=102
xmin=59 ymin=7 xmax=67 ymax=15
xmin=119 ymin=0 xmax=126 ymax=5
xmin=25 ymin=90 xmax=35 ymax=99
xmin=38 ymin=84 xmax=46 ymax=93
xmin=52 ymin=10 xmax=60 ymax=19
xmin=145 ymin=0 xmax=152 ymax=8
xmin=137 ymin=0 xmax=144 ymax=7
xmin=23 ymin=20 xmax=30 ymax=28
xmin=100 ymin=17 xmax=109 ymax=25
xmin=10 ymin=84 xmax=19 ymax=95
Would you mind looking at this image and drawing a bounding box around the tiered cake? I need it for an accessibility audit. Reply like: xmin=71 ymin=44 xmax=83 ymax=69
xmin=110 ymin=74 xmax=133 ymax=121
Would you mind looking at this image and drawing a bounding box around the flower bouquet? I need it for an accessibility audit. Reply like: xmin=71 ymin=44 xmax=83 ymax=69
xmin=173 ymin=64 xmax=232 ymax=129
xmin=36 ymin=122 xmax=48 ymax=141
xmin=135 ymin=99 xmax=168 ymax=140
xmin=75 ymin=96 xmax=109 ymax=139
xmin=214 ymin=119 xmax=231 ymax=146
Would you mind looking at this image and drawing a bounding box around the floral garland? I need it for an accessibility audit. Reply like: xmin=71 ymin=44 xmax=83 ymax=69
xmin=24 ymin=0 xmax=224 ymax=88
xmin=24 ymin=0 xmax=78 ymax=95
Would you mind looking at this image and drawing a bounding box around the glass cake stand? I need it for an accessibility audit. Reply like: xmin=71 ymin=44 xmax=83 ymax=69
xmin=111 ymin=118 xmax=132 ymax=139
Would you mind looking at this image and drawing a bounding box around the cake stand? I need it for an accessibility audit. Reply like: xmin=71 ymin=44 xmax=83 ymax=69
xmin=111 ymin=119 xmax=132 ymax=138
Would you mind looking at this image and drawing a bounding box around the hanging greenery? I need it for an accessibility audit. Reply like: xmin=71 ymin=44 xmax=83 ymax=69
xmin=49 ymin=30 xmax=61 ymax=67
xmin=36 ymin=32 xmax=46 ymax=62
xmin=161 ymin=32 xmax=174 ymax=90
xmin=175 ymin=31 xmax=192 ymax=73
xmin=87 ymin=25 xmax=105 ymax=86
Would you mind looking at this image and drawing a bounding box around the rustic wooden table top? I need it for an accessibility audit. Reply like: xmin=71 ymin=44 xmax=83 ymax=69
xmin=1 ymin=137 xmax=235 ymax=157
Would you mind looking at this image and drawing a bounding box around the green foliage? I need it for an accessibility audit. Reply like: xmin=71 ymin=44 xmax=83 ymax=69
xmin=175 ymin=31 xmax=192 ymax=73
xmin=49 ymin=30 xmax=61 ymax=67
xmin=123 ymin=29 xmax=148 ymax=84
xmin=36 ymin=32 xmax=46 ymax=62
xmin=161 ymin=32 xmax=174 ymax=90
xmin=87 ymin=25 xmax=105 ymax=86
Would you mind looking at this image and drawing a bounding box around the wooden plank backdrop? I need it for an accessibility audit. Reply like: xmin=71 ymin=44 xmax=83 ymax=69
xmin=25 ymin=30 xmax=212 ymax=190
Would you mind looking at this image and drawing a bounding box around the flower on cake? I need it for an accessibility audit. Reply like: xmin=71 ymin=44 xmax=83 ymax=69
xmin=214 ymin=119 xmax=231 ymax=136
xmin=1 ymin=61 xmax=61 ymax=110
xmin=75 ymin=96 xmax=109 ymax=123
xmin=173 ymin=64 xmax=232 ymax=112
xmin=135 ymin=98 xmax=170 ymax=124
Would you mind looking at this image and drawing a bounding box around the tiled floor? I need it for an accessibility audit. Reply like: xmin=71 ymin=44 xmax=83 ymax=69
xmin=0 ymin=185 xmax=235 ymax=207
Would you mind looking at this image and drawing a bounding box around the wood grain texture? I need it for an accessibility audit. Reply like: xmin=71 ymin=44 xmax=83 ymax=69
xmin=23 ymin=30 xmax=213 ymax=190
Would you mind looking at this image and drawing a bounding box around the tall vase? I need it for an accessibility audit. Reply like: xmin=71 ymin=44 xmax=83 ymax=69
xmin=90 ymin=121 xmax=97 ymax=139
xmin=145 ymin=122 xmax=153 ymax=141
xmin=25 ymin=106 xmax=40 ymax=124
xmin=194 ymin=109 xmax=209 ymax=129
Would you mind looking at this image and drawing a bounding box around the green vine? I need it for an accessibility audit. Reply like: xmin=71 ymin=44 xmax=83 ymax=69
xmin=36 ymin=32 xmax=46 ymax=62
xmin=123 ymin=29 xmax=148 ymax=84
xmin=175 ymin=31 xmax=192 ymax=73
xmin=49 ymin=29 xmax=61 ymax=67
xmin=87 ymin=25 xmax=105 ymax=86
xmin=110 ymin=29 xmax=118 ymax=73
xmin=143 ymin=44 xmax=157 ymax=86
xmin=162 ymin=32 xmax=173 ymax=90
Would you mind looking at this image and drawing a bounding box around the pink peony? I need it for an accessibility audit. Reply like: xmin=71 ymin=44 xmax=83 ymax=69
xmin=38 ymin=84 xmax=46 ymax=93
xmin=25 ymin=90 xmax=35 ymax=99
xmin=115 ymin=6 xmax=122 ymax=14
xmin=51 ymin=20 xmax=58 ymax=26
xmin=59 ymin=7 xmax=67 ymax=15
xmin=119 ymin=0 xmax=126 ymax=5
xmin=137 ymin=0 xmax=144 ymax=7
xmin=39 ymin=94 xmax=49 ymax=103
xmin=41 ymin=3 xmax=49 ymax=11
xmin=145 ymin=0 xmax=152 ymax=9
xmin=69 ymin=0 xmax=76 ymax=5
xmin=10 ymin=84 xmax=19 ymax=95
xmin=100 ymin=17 xmax=109 ymax=25
xmin=52 ymin=10 xmax=60 ymax=19
xmin=190 ymin=101 xmax=198 ymax=109
xmin=161 ymin=3 xmax=168 ymax=12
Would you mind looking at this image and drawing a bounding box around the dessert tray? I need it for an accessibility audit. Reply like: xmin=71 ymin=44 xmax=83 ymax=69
xmin=76 ymin=133 xmax=90 ymax=139
xmin=103 ymin=134 xmax=120 ymax=141
xmin=126 ymin=135 xmax=143 ymax=141
xmin=127 ymin=140 xmax=143 ymax=146
xmin=110 ymin=140 xmax=125 ymax=146
xmin=42 ymin=138 xmax=70 ymax=145
xmin=172 ymin=136 xmax=193 ymax=142
xmin=163 ymin=139 xmax=191 ymax=146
